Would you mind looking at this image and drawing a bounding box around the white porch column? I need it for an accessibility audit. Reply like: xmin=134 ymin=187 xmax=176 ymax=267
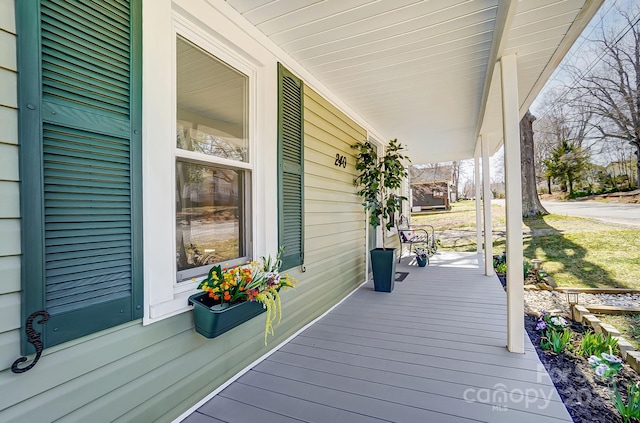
xmin=501 ymin=54 xmax=525 ymax=354
xmin=474 ymin=152 xmax=482 ymax=254
xmin=481 ymin=137 xmax=493 ymax=276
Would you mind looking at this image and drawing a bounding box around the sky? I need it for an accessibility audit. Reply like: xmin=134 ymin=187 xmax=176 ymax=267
xmin=530 ymin=0 xmax=635 ymax=116
xmin=447 ymin=0 xmax=635 ymax=188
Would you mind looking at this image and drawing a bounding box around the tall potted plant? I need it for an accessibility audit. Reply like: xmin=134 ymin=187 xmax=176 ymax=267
xmin=352 ymin=138 xmax=410 ymax=292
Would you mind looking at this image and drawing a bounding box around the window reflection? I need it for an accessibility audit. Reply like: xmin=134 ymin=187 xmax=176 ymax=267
xmin=176 ymin=161 xmax=243 ymax=272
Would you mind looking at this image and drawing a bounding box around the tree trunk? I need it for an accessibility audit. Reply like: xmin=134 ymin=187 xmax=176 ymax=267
xmin=520 ymin=110 xmax=548 ymax=217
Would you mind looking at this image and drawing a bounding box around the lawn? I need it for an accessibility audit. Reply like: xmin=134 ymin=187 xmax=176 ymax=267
xmin=597 ymin=314 xmax=640 ymax=351
xmin=411 ymin=200 xmax=640 ymax=289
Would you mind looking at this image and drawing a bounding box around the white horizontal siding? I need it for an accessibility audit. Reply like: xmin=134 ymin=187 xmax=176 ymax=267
xmin=0 ymin=182 xmax=19 ymax=218
xmin=0 ymin=0 xmax=21 ymax=381
xmin=0 ymin=69 xmax=17 ymax=109
xmin=0 ymin=143 xmax=18 ymax=182
xmin=0 ymin=31 xmax=16 ymax=71
xmin=0 ymin=106 xmax=17 ymax=145
xmin=0 ymin=0 xmax=15 ymax=35
xmin=0 ymin=292 xmax=20 ymax=333
xmin=0 ymin=256 xmax=19 ymax=295
xmin=0 ymin=330 xmax=19 ymax=371
xmin=0 ymin=219 xmax=20 ymax=257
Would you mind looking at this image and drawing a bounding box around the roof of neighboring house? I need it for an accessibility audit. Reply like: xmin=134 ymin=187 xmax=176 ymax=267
xmin=409 ymin=165 xmax=453 ymax=184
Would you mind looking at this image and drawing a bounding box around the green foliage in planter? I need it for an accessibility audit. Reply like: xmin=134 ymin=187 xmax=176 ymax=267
xmin=579 ymin=330 xmax=619 ymax=357
xmin=352 ymin=138 xmax=410 ymax=248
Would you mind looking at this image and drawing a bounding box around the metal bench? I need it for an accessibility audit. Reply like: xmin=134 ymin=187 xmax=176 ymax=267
xmin=396 ymin=215 xmax=436 ymax=263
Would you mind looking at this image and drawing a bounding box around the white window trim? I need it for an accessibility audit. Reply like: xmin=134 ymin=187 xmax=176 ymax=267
xmin=142 ymin=3 xmax=262 ymax=325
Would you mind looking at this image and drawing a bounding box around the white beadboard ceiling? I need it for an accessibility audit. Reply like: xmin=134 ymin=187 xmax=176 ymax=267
xmin=224 ymin=0 xmax=603 ymax=163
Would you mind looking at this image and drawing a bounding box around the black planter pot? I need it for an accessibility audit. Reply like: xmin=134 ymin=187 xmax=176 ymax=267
xmin=370 ymin=248 xmax=397 ymax=292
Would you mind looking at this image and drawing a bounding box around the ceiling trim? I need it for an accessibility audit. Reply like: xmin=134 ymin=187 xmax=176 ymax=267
xmin=474 ymin=0 xmax=518 ymax=141
xmin=519 ymin=0 xmax=605 ymax=114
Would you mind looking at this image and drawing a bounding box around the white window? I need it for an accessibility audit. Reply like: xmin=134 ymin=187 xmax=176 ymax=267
xmin=142 ymin=5 xmax=270 ymax=323
xmin=175 ymin=35 xmax=251 ymax=282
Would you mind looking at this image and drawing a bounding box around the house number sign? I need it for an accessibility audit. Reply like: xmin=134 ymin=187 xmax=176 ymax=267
xmin=334 ymin=153 xmax=347 ymax=168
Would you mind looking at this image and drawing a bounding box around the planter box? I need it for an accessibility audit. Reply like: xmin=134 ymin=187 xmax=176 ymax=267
xmin=370 ymin=248 xmax=397 ymax=292
xmin=188 ymin=292 xmax=265 ymax=338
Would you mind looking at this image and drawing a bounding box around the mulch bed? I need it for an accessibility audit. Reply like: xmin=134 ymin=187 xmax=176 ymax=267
xmin=525 ymin=315 xmax=640 ymax=422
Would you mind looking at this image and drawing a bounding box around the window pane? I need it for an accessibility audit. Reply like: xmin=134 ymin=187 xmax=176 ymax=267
xmin=176 ymin=161 xmax=244 ymax=274
xmin=176 ymin=36 xmax=248 ymax=162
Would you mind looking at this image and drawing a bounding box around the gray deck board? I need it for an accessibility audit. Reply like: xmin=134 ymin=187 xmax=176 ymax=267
xmin=182 ymin=253 xmax=573 ymax=423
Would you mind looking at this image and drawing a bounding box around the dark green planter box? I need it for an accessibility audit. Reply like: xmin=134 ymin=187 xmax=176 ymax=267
xmin=188 ymin=292 xmax=265 ymax=338
xmin=417 ymin=256 xmax=428 ymax=267
xmin=370 ymin=248 xmax=397 ymax=292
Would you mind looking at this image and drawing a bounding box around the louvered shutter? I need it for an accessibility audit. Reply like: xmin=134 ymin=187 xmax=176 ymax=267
xmin=277 ymin=64 xmax=304 ymax=270
xmin=17 ymin=0 xmax=142 ymax=352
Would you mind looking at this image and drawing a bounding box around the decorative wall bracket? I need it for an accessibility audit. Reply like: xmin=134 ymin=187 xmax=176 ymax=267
xmin=11 ymin=310 xmax=49 ymax=374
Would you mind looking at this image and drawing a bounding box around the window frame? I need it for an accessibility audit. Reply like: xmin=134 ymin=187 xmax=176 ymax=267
xmin=173 ymin=31 xmax=253 ymax=282
xmin=142 ymin=9 xmax=260 ymax=324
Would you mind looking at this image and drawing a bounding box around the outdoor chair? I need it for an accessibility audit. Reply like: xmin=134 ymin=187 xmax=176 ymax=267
xmin=396 ymin=214 xmax=436 ymax=263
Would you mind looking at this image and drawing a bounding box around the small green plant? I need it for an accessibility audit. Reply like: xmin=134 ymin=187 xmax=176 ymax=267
xmin=541 ymin=328 xmax=573 ymax=354
xmin=580 ymin=331 xmax=619 ymax=357
xmin=535 ymin=310 xmax=569 ymax=332
xmin=495 ymin=262 xmax=507 ymax=274
xmin=612 ymin=382 xmax=640 ymax=423
xmin=536 ymin=311 xmax=572 ymax=353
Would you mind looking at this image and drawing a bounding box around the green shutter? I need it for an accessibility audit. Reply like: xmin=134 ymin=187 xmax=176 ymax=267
xmin=16 ymin=0 xmax=143 ymax=352
xmin=277 ymin=64 xmax=304 ymax=270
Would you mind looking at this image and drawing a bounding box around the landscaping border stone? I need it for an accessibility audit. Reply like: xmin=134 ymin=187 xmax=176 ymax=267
xmin=571 ymin=303 xmax=640 ymax=373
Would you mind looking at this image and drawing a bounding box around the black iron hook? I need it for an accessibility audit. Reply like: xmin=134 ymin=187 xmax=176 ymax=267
xmin=11 ymin=310 xmax=49 ymax=374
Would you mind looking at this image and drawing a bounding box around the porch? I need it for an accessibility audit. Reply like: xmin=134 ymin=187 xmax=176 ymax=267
xmin=177 ymin=252 xmax=571 ymax=423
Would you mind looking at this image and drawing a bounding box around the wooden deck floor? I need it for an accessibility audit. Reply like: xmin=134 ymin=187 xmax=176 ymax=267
xmin=179 ymin=252 xmax=572 ymax=423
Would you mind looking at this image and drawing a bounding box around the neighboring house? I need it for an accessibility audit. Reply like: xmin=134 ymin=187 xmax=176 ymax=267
xmin=411 ymin=181 xmax=452 ymax=210
xmin=0 ymin=0 xmax=603 ymax=421
xmin=605 ymin=160 xmax=638 ymax=187
xmin=410 ymin=165 xmax=453 ymax=210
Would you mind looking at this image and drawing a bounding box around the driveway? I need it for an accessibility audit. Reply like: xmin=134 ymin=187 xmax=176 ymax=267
xmin=540 ymin=201 xmax=640 ymax=227
xmin=491 ymin=199 xmax=640 ymax=227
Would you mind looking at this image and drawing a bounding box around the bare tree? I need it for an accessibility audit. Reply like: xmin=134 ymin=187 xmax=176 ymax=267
xmin=534 ymin=87 xmax=595 ymax=193
xmin=451 ymin=160 xmax=460 ymax=199
xmin=572 ymin=4 xmax=640 ymax=187
xmin=520 ymin=111 xmax=548 ymax=216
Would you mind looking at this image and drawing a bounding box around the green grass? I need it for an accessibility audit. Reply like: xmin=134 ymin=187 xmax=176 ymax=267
xmin=597 ymin=314 xmax=640 ymax=351
xmin=411 ymin=200 xmax=640 ymax=289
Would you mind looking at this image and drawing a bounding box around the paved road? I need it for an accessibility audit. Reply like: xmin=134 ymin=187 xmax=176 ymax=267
xmin=540 ymin=201 xmax=640 ymax=227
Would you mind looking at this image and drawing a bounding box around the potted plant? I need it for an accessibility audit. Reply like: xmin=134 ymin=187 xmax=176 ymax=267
xmin=352 ymin=138 xmax=410 ymax=292
xmin=415 ymin=247 xmax=428 ymax=267
xmin=188 ymin=247 xmax=297 ymax=344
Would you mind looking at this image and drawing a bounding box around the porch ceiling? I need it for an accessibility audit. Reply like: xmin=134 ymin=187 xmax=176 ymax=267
xmin=224 ymin=0 xmax=603 ymax=164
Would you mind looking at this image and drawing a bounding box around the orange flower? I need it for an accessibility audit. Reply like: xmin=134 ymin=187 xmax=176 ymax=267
xmin=223 ymin=292 xmax=231 ymax=301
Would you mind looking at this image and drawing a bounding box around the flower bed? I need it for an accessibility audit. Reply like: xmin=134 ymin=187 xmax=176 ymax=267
xmin=526 ymin=315 xmax=640 ymax=422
